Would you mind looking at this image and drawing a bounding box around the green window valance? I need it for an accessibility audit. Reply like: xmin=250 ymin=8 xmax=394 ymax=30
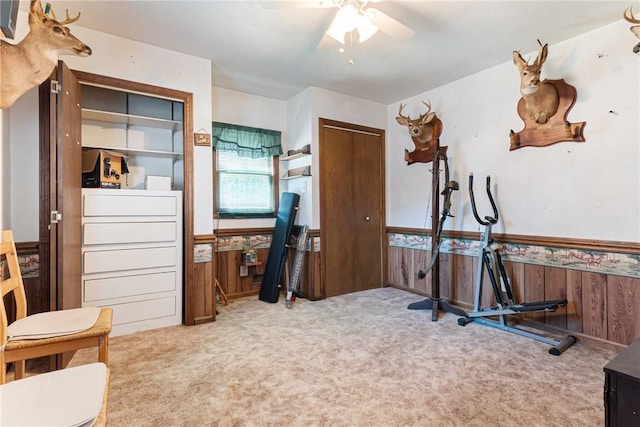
xmin=212 ymin=122 xmax=283 ymax=158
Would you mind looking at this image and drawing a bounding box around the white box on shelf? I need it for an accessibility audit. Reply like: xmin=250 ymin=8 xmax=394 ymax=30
xmin=145 ymin=176 xmax=172 ymax=191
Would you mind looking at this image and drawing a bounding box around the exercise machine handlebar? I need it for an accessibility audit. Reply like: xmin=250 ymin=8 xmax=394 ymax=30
xmin=469 ymin=174 xmax=499 ymax=226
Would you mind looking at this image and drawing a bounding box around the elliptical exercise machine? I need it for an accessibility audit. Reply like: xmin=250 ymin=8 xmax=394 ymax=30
xmin=457 ymin=174 xmax=576 ymax=355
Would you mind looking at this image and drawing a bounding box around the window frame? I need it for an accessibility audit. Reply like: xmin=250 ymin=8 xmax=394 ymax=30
xmin=212 ymin=149 xmax=280 ymax=219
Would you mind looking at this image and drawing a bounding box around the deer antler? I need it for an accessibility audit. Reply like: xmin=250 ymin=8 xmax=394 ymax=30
xmin=421 ymin=100 xmax=431 ymax=114
xmin=45 ymin=3 xmax=81 ymax=25
xmin=59 ymin=10 xmax=81 ymax=25
xmin=624 ymin=6 xmax=640 ymax=24
xmin=535 ymin=39 xmax=548 ymax=67
xmin=398 ymin=103 xmax=410 ymax=120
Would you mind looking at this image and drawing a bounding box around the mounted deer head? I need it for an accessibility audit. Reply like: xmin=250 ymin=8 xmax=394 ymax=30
xmin=623 ymin=6 xmax=640 ymax=54
xmin=513 ymin=40 xmax=559 ymax=124
xmin=396 ymin=101 xmax=436 ymax=144
xmin=0 ymin=1 xmax=92 ymax=109
xmin=395 ymin=100 xmax=443 ymax=165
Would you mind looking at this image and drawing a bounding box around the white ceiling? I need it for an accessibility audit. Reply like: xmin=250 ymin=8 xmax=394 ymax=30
xmin=48 ymin=0 xmax=634 ymax=105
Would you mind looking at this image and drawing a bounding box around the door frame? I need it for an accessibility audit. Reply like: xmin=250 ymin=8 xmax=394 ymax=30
xmin=39 ymin=69 xmax=196 ymax=324
xmin=318 ymin=118 xmax=386 ymax=296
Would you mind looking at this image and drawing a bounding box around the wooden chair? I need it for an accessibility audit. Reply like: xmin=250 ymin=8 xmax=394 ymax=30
xmin=1 ymin=230 xmax=112 ymax=384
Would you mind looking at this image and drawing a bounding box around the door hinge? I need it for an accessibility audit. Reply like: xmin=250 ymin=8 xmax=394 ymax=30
xmin=50 ymin=210 xmax=62 ymax=224
xmin=51 ymin=80 xmax=61 ymax=94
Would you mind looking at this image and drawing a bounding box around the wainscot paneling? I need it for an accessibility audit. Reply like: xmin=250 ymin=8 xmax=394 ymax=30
xmin=387 ymin=228 xmax=640 ymax=346
xmin=214 ymin=228 xmax=321 ymax=301
xmin=192 ymin=235 xmax=217 ymax=324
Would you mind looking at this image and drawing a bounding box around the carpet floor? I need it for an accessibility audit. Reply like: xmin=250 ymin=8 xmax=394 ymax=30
xmin=70 ymin=287 xmax=619 ymax=426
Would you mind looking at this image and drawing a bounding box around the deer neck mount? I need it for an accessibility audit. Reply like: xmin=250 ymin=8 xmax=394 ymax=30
xmin=395 ymin=100 xmax=443 ymax=165
xmin=509 ymin=41 xmax=585 ymax=151
xmin=0 ymin=0 xmax=92 ymax=109
xmin=513 ymin=40 xmax=559 ymax=125
xmin=624 ymin=7 xmax=640 ymax=54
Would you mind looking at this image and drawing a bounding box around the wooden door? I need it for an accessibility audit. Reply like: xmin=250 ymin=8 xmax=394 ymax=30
xmin=52 ymin=61 xmax=83 ymax=313
xmin=319 ymin=119 xmax=385 ymax=298
xmin=38 ymin=61 xmax=83 ymax=368
xmin=39 ymin=61 xmax=83 ymax=312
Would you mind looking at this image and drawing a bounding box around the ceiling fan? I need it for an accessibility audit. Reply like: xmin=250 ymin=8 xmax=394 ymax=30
xmin=260 ymin=0 xmax=415 ymax=49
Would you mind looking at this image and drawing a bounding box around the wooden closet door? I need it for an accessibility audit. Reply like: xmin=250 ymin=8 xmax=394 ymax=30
xmin=39 ymin=61 xmax=83 ymax=369
xmin=351 ymin=131 xmax=383 ymax=292
xmin=40 ymin=61 xmax=83 ymax=313
xmin=319 ymin=119 xmax=385 ymax=298
xmin=53 ymin=61 xmax=83 ymax=313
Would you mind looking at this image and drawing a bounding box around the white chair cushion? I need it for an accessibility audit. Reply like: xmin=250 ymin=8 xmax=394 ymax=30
xmin=7 ymin=307 xmax=101 ymax=340
xmin=0 ymin=362 xmax=107 ymax=427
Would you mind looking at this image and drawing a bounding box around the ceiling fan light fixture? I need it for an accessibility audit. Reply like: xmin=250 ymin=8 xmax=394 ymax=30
xmin=326 ymin=3 xmax=359 ymax=43
xmin=327 ymin=23 xmax=346 ymax=43
xmin=357 ymin=14 xmax=378 ymax=42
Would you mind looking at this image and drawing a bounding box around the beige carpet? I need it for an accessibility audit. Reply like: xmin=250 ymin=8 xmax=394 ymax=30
xmin=70 ymin=287 xmax=618 ymax=426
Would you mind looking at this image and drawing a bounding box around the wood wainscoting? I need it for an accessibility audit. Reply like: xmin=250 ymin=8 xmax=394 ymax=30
xmin=191 ymin=235 xmax=217 ymax=324
xmin=214 ymin=228 xmax=322 ymax=301
xmin=388 ymin=227 xmax=640 ymax=346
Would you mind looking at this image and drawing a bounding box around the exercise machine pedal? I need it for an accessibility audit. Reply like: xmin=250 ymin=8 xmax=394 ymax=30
xmin=510 ymin=299 xmax=567 ymax=313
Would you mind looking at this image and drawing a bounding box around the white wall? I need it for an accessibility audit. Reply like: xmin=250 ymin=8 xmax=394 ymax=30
xmin=8 ymin=89 xmax=38 ymax=240
xmin=212 ymin=86 xmax=286 ymax=230
xmin=285 ymin=89 xmax=313 ymax=227
xmin=3 ymin=8 xmax=34 ymax=240
xmin=386 ymin=21 xmax=640 ymax=242
xmin=4 ymin=11 xmax=214 ymax=239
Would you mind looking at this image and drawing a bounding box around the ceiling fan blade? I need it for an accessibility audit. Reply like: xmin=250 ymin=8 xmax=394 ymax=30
xmin=316 ymin=33 xmax=338 ymax=50
xmin=316 ymin=10 xmax=342 ymax=50
xmin=259 ymin=0 xmax=335 ymax=9
xmin=365 ymin=7 xmax=415 ymax=40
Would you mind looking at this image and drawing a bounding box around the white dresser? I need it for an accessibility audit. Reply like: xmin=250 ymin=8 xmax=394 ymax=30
xmin=81 ymin=188 xmax=183 ymax=336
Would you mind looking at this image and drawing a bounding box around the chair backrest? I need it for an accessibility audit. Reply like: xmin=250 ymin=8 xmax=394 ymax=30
xmin=1 ymin=230 xmax=28 ymax=346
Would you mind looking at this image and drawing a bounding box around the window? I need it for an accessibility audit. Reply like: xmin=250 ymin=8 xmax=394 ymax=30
xmin=215 ymin=151 xmax=278 ymax=217
xmin=212 ymin=122 xmax=282 ymax=219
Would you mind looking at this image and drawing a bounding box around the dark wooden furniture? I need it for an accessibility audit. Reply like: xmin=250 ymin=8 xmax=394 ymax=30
xmin=604 ymin=338 xmax=640 ymax=427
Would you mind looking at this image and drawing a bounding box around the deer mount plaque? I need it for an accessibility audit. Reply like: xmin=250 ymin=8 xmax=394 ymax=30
xmin=509 ymin=79 xmax=586 ymax=151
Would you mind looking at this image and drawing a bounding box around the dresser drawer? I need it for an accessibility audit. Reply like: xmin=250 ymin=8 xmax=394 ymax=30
xmin=83 ymin=246 xmax=177 ymax=274
xmin=109 ymin=296 xmax=176 ymax=326
xmin=84 ymin=271 xmax=176 ymax=302
xmin=83 ymin=222 xmax=177 ymax=245
xmin=83 ymin=193 xmax=178 ymax=217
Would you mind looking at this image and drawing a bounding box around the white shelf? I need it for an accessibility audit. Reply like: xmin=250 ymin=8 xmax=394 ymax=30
xmin=281 ymin=174 xmax=311 ymax=180
xmin=82 ymin=108 xmax=183 ymax=131
xmin=280 ymin=152 xmax=310 ymax=161
xmin=82 ymin=145 xmax=183 ymax=159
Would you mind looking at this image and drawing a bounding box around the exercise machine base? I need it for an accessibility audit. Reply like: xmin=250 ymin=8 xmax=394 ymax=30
xmin=408 ymin=298 xmax=467 ymax=322
xmin=458 ymin=315 xmax=577 ymax=355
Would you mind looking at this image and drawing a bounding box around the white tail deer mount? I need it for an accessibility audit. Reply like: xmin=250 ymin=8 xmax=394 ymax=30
xmin=623 ymin=6 xmax=640 ymax=54
xmin=396 ymin=101 xmax=435 ymax=144
xmin=395 ymin=100 xmax=443 ymax=165
xmin=513 ymin=40 xmax=559 ymax=124
xmin=0 ymin=1 xmax=92 ymax=109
